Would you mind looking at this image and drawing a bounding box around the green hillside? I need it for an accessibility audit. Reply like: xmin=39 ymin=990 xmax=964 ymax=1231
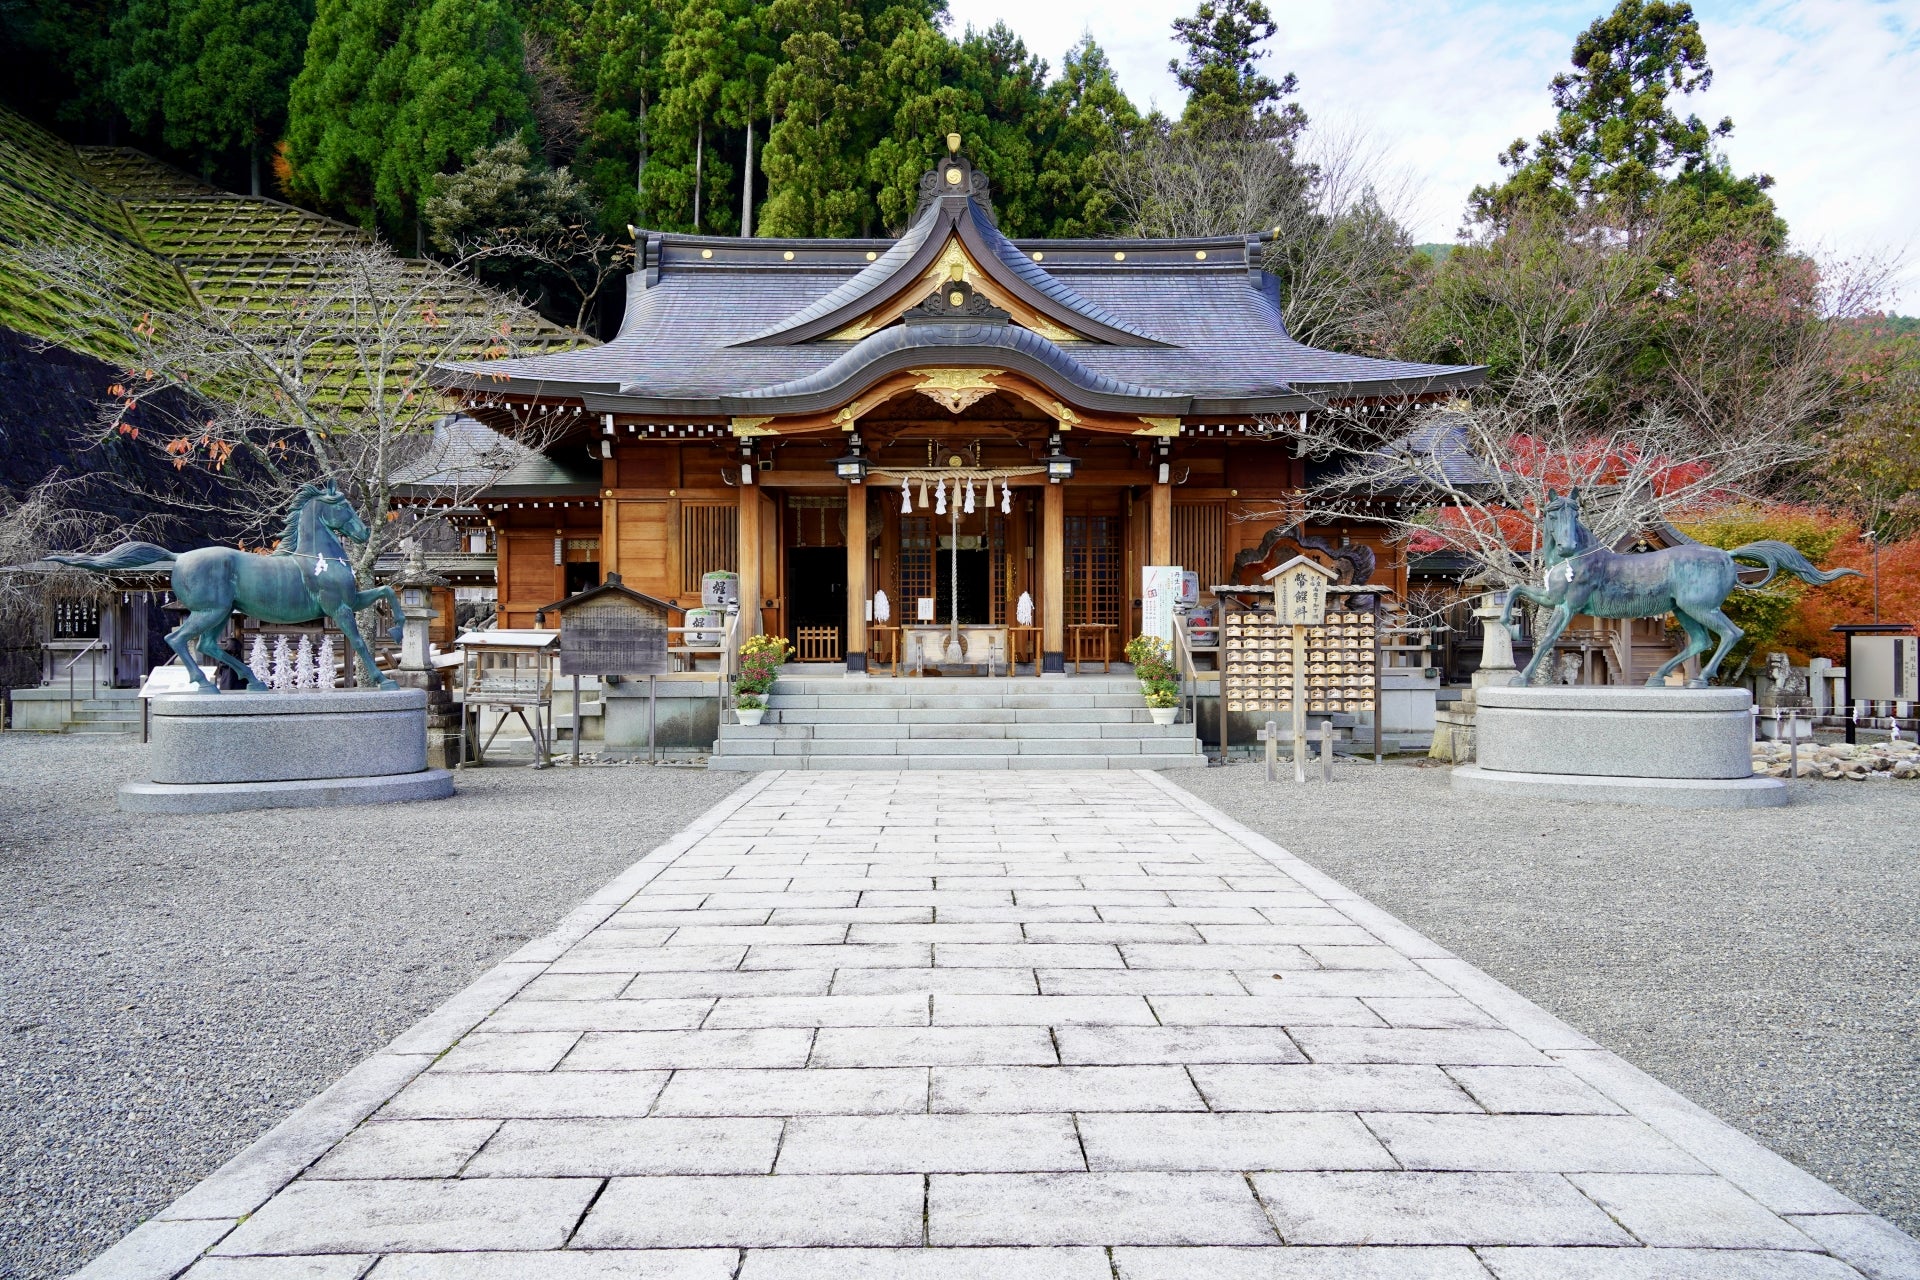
xmin=0 ymin=105 xmax=583 ymax=370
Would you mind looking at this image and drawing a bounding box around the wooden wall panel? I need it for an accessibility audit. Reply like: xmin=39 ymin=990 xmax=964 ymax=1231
xmin=615 ymin=499 xmax=673 ymax=600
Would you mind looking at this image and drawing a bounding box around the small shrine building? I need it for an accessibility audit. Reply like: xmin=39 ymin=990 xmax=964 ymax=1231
xmin=434 ymin=141 xmax=1483 ymax=673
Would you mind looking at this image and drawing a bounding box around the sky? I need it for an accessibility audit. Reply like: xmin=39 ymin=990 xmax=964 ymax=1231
xmin=941 ymin=0 xmax=1920 ymax=311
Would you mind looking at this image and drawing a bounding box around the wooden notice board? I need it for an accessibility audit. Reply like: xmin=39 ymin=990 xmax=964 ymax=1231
xmin=541 ymin=573 xmax=675 ymax=677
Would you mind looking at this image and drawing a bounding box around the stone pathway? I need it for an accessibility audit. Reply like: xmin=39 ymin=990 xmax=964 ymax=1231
xmin=80 ymin=771 xmax=1920 ymax=1280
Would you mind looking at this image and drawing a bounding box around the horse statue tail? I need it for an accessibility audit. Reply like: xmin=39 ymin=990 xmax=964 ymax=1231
xmin=1728 ymin=540 xmax=1863 ymax=590
xmin=43 ymin=541 xmax=178 ymax=573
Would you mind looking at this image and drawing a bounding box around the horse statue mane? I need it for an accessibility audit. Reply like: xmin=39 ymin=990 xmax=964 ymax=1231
xmin=272 ymin=482 xmax=333 ymax=555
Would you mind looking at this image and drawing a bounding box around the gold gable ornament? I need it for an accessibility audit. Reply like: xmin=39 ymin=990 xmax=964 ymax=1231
xmin=912 ymin=367 xmax=1004 ymax=415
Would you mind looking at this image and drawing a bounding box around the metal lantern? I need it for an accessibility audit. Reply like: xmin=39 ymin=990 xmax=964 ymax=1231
xmin=1045 ymin=439 xmax=1077 ymax=483
xmin=833 ymin=436 xmax=868 ymax=484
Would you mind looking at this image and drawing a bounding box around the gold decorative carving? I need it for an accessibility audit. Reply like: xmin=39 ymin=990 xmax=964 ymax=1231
xmin=1133 ymin=417 xmax=1183 ymax=437
xmin=911 ymin=367 xmax=1005 ymax=415
xmin=729 ymin=416 xmax=777 ymax=436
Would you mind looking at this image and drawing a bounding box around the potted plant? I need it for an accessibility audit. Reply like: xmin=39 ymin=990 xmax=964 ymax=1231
xmin=1125 ymin=634 xmax=1182 ymax=725
xmin=732 ymin=634 xmax=792 ymax=726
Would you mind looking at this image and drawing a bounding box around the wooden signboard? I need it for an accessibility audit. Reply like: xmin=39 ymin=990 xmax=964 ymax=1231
xmin=541 ymin=573 xmax=675 ymax=677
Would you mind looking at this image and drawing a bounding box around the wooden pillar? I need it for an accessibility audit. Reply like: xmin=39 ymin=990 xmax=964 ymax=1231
xmin=1042 ymin=480 xmax=1065 ymax=674
xmin=737 ymin=475 xmax=762 ymax=638
xmin=845 ymin=485 xmax=868 ymax=672
xmin=1149 ymin=479 xmax=1173 ymax=567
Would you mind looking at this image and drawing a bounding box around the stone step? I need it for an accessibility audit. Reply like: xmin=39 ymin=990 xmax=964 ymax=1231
xmin=764 ymin=706 xmax=1156 ymax=725
xmin=66 ymin=720 xmax=139 ymax=734
xmin=722 ymin=720 xmax=1196 ymax=742
xmin=767 ymin=693 xmax=1148 ymax=710
xmin=713 ymin=734 xmax=1200 ymax=759
xmin=775 ymin=677 xmax=1142 ymax=694
xmin=708 ymin=752 xmax=1207 ymax=772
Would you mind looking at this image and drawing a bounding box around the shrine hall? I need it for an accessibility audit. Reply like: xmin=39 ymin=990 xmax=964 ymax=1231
xmin=434 ymin=139 xmax=1484 ymax=674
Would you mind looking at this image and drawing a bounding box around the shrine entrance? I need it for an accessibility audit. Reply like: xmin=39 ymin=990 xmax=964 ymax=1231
xmin=785 ymin=495 xmax=847 ymax=661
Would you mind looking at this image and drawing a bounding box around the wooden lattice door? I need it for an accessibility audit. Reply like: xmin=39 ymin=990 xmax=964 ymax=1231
xmin=1066 ymin=514 xmax=1123 ymax=657
xmin=896 ymin=517 xmax=934 ymax=624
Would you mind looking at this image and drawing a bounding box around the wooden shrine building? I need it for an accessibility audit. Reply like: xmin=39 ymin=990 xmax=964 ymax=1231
xmin=434 ymin=140 xmax=1483 ymax=673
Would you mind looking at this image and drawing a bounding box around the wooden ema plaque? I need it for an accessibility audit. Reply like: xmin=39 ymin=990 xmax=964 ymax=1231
xmin=1221 ymin=611 xmax=1378 ymax=714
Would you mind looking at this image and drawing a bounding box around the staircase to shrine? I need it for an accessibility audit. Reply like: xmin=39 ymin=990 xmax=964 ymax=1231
xmin=708 ymin=674 xmax=1206 ymax=771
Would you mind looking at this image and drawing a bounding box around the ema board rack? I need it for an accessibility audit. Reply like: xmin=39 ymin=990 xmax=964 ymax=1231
xmin=1222 ymin=610 xmax=1378 ymax=714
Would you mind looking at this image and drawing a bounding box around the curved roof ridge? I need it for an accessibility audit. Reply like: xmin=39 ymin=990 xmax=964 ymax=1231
xmin=730 ymin=202 xmax=946 ymax=346
xmin=729 ymin=322 xmax=1183 ymax=414
xmin=962 ymin=201 xmax=1162 ymax=345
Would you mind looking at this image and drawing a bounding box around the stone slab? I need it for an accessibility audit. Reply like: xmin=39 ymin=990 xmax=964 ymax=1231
xmin=1451 ymin=764 xmax=1787 ymax=809
xmin=118 ymin=768 xmax=453 ymax=813
xmin=75 ymin=768 xmax=1912 ymax=1278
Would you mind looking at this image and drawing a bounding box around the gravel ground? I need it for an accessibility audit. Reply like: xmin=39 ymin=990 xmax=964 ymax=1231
xmin=1176 ymin=758 xmax=1920 ymax=1238
xmin=0 ymin=735 xmax=741 ymax=1280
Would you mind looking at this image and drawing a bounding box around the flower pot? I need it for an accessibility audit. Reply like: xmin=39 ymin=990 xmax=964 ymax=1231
xmin=1149 ymin=706 xmax=1179 ymax=726
xmin=736 ymin=707 xmax=766 ymax=726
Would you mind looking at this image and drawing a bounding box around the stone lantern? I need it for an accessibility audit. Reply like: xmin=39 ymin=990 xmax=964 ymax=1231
xmin=386 ymin=541 xmax=448 ymax=690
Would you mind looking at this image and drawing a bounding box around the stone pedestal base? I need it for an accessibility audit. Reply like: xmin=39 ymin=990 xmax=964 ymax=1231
xmin=121 ymin=689 xmax=453 ymax=812
xmin=1451 ymin=764 xmax=1784 ymax=809
xmin=1454 ymin=684 xmax=1785 ymax=809
xmin=120 ymin=769 xmax=453 ymax=813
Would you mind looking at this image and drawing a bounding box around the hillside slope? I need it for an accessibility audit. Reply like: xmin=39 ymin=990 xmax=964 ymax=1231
xmin=0 ymin=105 xmax=584 ymax=365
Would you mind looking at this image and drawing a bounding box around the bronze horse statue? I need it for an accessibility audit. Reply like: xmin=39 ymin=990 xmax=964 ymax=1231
xmin=47 ymin=481 xmax=403 ymax=692
xmin=1503 ymin=490 xmax=1859 ymax=688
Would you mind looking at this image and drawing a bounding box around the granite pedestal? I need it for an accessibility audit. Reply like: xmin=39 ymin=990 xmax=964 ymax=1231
xmin=1452 ymin=684 xmax=1786 ymax=808
xmin=119 ymin=688 xmax=454 ymax=813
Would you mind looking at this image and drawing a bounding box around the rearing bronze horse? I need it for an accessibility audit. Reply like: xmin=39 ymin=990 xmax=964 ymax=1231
xmin=1502 ymin=490 xmax=1859 ymax=688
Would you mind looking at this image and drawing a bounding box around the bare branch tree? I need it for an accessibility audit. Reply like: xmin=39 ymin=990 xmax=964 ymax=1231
xmin=1232 ymin=214 xmax=1876 ymax=595
xmin=1108 ymin=117 xmax=1313 ymax=239
xmin=21 ymin=240 xmax=578 ymax=579
xmin=453 ymin=229 xmax=634 ymax=333
xmin=1261 ymin=122 xmax=1428 ymax=354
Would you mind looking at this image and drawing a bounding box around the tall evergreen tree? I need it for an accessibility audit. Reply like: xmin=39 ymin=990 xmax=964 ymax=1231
xmin=1168 ymin=0 xmax=1302 ymax=140
xmin=527 ymin=0 xmax=670 ymax=235
xmin=645 ymin=0 xmax=775 ymax=234
xmin=284 ymin=0 xmax=530 ymax=242
xmin=759 ymin=0 xmax=942 ymax=237
xmin=867 ymin=21 xmax=1049 ymax=234
xmin=283 ymin=0 xmax=415 ymax=227
xmin=120 ymin=0 xmax=316 ymax=192
xmin=1029 ymin=36 xmax=1139 ymax=237
xmin=1470 ymin=0 xmax=1776 ymax=237
xmin=381 ymin=0 xmax=532 ymax=238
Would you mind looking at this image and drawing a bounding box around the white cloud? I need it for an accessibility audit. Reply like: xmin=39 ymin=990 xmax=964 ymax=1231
xmin=941 ymin=0 xmax=1920 ymax=309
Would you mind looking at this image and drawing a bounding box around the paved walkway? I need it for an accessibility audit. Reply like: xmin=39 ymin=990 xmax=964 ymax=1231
xmin=81 ymin=772 xmax=1920 ymax=1280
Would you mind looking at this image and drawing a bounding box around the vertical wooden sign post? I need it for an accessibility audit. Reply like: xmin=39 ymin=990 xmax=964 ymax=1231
xmin=1267 ymin=556 xmax=1335 ymax=786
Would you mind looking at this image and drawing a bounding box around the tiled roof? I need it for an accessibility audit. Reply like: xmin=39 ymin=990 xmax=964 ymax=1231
xmin=392 ymin=416 xmax=598 ymax=495
xmin=435 ymin=155 xmax=1483 ymax=418
xmin=1326 ymin=415 xmax=1500 ymax=492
